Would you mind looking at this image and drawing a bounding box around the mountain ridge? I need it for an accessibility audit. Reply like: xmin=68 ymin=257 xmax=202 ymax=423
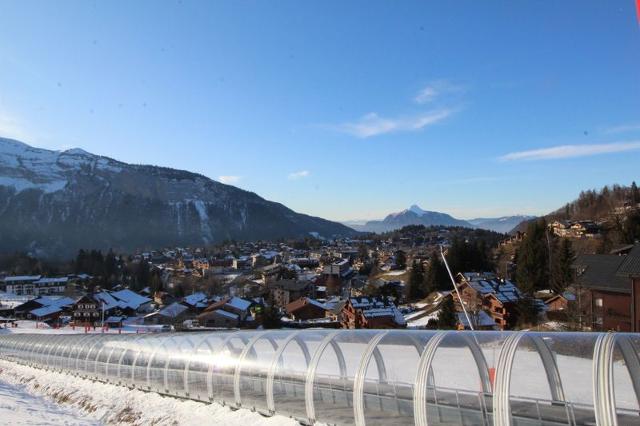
xmin=0 ymin=137 xmax=356 ymax=257
xmin=345 ymin=205 xmax=534 ymax=234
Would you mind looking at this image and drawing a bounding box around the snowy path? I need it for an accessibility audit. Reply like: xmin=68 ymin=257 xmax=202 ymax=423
xmin=0 ymin=377 xmax=98 ymax=426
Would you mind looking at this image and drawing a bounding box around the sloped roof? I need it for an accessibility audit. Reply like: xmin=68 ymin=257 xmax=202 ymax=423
xmin=225 ymin=297 xmax=252 ymax=311
xmin=111 ymin=289 xmax=151 ymax=309
xmin=574 ymin=254 xmax=629 ymax=293
xmin=94 ymin=292 xmax=127 ymax=310
xmin=158 ymin=302 xmax=189 ymax=318
xmin=183 ymin=292 xmax=208 ymax=306
xmin=616 ymin=244 xmax=640 ymax=278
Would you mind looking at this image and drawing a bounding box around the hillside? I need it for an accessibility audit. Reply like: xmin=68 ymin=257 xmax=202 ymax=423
xmin=0 ymin=138 xmax=356 ymax=257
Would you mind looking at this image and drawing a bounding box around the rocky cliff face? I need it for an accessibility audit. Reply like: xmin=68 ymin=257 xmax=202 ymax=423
xmin=0 ymin=138 xmax=355 ymax=257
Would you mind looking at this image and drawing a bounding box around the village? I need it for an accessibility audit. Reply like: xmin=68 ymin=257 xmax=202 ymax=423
xmin=2 ymin=223 xmax=639 ymax=335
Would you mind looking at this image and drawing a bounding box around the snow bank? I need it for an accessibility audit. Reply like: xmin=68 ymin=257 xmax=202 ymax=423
xmin=0 ymin=360 xmax=298 ymax=426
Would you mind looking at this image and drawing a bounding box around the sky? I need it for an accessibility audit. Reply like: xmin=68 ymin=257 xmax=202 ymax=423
xmin=0 ymin=1 xmax=639 ymax=222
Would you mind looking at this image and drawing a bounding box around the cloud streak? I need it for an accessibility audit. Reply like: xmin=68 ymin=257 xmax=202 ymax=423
xmin=336 ymin=109 xmax=453 ymax=138
xmin=218 ymin=175 xmax=241 ymax=184
xmin=288 ymin=170 xmax=310 ymax=180
xmin=414 ymin=80 xmax=463 ymax=104
xmin=602 ymin=123 xmax=640 ymax=134
xmin=499 ymin=141 xmax=640 ymax=161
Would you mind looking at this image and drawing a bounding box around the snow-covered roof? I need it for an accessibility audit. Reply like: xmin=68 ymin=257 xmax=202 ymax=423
xmin=3 ymin=275 xmax=41 ymax=282
xmin=225 ymin=297 xmax=252 ymax=311
xmin=467 ymin=279 xmax=522 ymax=303
xmin=158 ymin=302 xmax=189 ymax=318
xmin=457 ymin=311 xmax=496 ymax=328
xmin=111 ymin=289 xmax=151 ymax=309
xmin=94 ymin=292 xmax=125 ymax=310
xmin=31 ymin=304 xmax=66 ymax=318
xmin=32 ymin=277 xmax=68 ymax=286
xmin=211 ymin=309 xmax=239 ymax=320
xmin=183 ymin=292 xmax=208 ymax=306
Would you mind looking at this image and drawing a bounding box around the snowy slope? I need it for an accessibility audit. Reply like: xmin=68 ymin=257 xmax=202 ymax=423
xmin=0 ymin=359 xmax=298 ymax=426
xmin=0 ymin=375 xmax=97 ymax=425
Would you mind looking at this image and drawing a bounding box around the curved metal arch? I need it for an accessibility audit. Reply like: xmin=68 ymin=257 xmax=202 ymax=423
xmin=79 ymin=336 xmax=104 ymax=377
xmin=206 ymin=331 xmax=246 ymax=404
xmin=353 ymin=330 xmax=389 ymax=426
xmin=265 ymin=330 xmax=312 ymax=413
xmin=61 ymin=335 xmax=93 ymax=373
xmin=130 ymin=335 xmax=164 ymax=387
xmin=183 ymin=335 xmax=219 ymax=398
xmin=114 ymin=334 xmax=149 ymax=384
xmin=163 ymin=335 xmax=197 ymax=394
xmin=414 ymin=331 xmax=492 ymax=426
xmin=593 ymin=334 xmax=640 ymax=426
xmin=143 ymin=334 xmax=180 ymax=391
xmin=102 ymin=337 xmax=129 ymax=382
xmin=93 ymin=337 xmax=126 ymax=380
xmin=233 ymin=331 xmax=274 ymax=407
xmin=304 ymin=331 xmax=351 ymax=424
xmin=493 ymin=332 xmax=566 ymax=426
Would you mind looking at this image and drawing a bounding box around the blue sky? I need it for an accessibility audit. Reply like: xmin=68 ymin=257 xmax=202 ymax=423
xmin=0 ymin=1 xmax=639 ymax=221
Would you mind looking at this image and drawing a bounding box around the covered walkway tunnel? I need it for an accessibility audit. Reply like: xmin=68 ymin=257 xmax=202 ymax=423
xmin=1 ymin=330 xmax=639 ymax=426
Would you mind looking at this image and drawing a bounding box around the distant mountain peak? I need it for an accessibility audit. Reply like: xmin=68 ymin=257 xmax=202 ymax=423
xmin=408 ymin=204 xmax=426 ymax=216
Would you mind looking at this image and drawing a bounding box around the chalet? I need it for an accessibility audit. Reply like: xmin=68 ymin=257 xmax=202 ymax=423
xmin=574 ymin=244 xmax=640 ymax=331
xmin=15 ymin=296 xmax=75 ymax=323
xmin=197 ymin=308 xmax=240 ymax=328
xmin=340 ymin=297 xmax=406 ymax=329
xmin=73 ymin=294 xmax=101 ymax=326
xmin=196 ymin=296 xmax=256 ymax=328
xmin=544 ymin=292 xmax=576 ymax=313
xmin=267 ymin=279 xmax=312 ymax=308
xmin=285 ymin=297 xmax=329 ymax=320
xmin=257 ymin=263 xmax=282 ymax=283
xmin=456 ymin=272 xmax=532 ymax=330
xmin=144 ymin=302 xmax=190 ymax=325
xmin=182 ymin=292 xmax=209 ymax=312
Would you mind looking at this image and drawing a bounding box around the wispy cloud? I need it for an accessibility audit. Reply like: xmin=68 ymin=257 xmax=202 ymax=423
xmin=414 ymin=80 xmax=463 ymax=104
xmin=499 ymin=141 xmax=640 ymax=161
xmin=288 ymin=170 xmax=310 ymax=180
xmin=218 ymin=175 xmax=241 ymax=184
xmin=335 ymin=109 xmax=453 ymax=138
xmin=602 ymin=123 xmax=640 ymax=134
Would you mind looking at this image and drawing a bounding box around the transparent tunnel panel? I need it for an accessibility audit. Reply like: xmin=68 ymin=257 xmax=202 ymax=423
xmin=1 ymin=330 xmax=639 ymax=426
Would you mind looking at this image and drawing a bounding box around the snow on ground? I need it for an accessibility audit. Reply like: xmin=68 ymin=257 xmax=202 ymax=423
xmin=0 ymin=360 xmax=298 ymax=426
xmin=0 ymin=320 xmax=166 ymax=335
xmin=0 ymin=373 xmax=97 ymax=425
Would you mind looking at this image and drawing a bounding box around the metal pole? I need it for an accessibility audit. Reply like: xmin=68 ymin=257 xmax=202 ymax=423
xmin=440 ymin=245 xmax=474 ymax=330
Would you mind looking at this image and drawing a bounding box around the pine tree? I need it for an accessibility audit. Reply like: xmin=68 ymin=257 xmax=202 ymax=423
xmin=437 ymin=296 xmax=458 ymax=329
xmin=516 ymin=219 xmax=550 ymax=294
xmin=631 ymin=181 xmax=639 ymax=204
xmin=408 ymin=260 xmax=425 ymax=300
xmin=551 ymin=238 xmax=574 ymax=294
xmin=424 ymin=253 xmax=451 ymax=293
xmin=395 ymin=250 xmax=407 ymax=269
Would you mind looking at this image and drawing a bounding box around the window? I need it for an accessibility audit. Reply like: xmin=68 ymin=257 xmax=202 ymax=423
xmin=595 ymin=298 xmax=603 ymax=307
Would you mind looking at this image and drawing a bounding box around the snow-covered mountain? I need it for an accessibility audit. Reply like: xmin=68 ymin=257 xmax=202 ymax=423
xmin=349 ymin=204 xmax=474 ymax=233
xmin=467 ymin=215 xmax=536 ymax=234
xmin=0 ymin=138 xmax=356 ymax=257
